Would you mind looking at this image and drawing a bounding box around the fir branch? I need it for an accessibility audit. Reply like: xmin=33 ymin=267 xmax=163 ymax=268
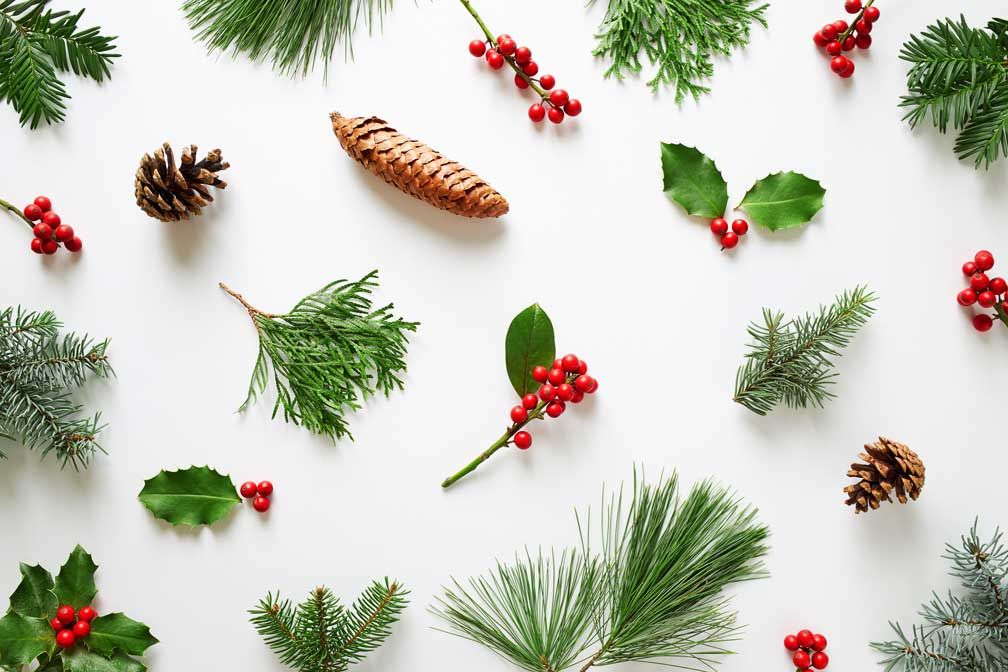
xmin=221 ymin=271 xmax=418 ymax=441
xmin=733 ymin=286 xmax=877 ymax=416
xmin=182 ymin=0 xmax=394 ymax=80
xmin=588 ymin=0 xmax=768 ymax=100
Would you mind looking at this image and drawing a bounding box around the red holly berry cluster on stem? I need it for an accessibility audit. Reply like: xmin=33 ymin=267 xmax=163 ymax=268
xmin=240 ymin=480 xmax=274 ymax=512
xmin=709 ymin=217 xmax=749 ymax=251
xmin=957 ymin=250 xmax=1008 ymax=332
xmin=784 ymin=629 xmax=829 ymax=670
xmin=50 ymin=604 xmax=96 ymax=648
xmin=1 ymin=194 xmax=82 ymax=256
xmin=812 ymin=0 xmax=880 ymax=78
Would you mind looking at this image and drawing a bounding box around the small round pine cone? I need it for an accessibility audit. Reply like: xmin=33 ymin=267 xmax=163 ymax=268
xmin=135 ymin=143 xmax=229 ymax=221
xmin=844 ymin=437 xmax=925 ymax=514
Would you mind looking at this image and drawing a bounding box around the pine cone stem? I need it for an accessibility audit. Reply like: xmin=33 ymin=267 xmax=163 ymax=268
xmin=0 ymin=196 xmax=33 ymax=231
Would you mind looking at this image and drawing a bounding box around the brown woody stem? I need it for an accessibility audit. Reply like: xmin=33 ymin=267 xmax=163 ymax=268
xmin=219 ymin=282 xmax=279 ymax=324
xmin=0 ymin=196 xmax=34 ymax=232
xmin=837 ymin=0 xmax=875 ymax=43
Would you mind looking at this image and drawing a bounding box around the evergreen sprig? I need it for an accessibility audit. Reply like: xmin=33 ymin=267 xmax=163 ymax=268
xmin=900 ymin=16 xmax=1008 ymax=169
xmin=733 ymin=286 xmax=877 ymax=416
xmin=182 ymin=0 xmax=393 ymax=79
xmin=588 ymin=0 xmax=768 ymax=100
xmin=0 ymin=306 xmax=112 ymax=468
xmin=872 ymin=521 xmax=1008 ymax=672
xmin=433 ymin=471 xmax=770 ymax=672
xmin=221 ymin=271 xmax=418 ymax=441
xmin=0 ymin=0 xmax=118 ymax=128
xmin=250 ymin=579 xmax=408 ymax=672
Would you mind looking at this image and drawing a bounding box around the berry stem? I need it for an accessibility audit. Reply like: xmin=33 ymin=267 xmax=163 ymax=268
xmin=995 ymin=302 xmax=1008 ymax=328
xmin=839 ymin=0 xmax=875 ymax=42
xmin=0 ymin=196 xmax=34 ymax=231
xmin=458 ymin=0 xmax=550 ymax=99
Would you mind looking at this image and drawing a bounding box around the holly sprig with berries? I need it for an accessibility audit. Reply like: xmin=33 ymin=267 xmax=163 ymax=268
xmin=440 ymin=303 xmax=598 ymax=489
xmin=812 ymin=0 xmax=881 ymax=79
xmin=956 ymin=250 xmax=1008 ymax=333
xmin=0 ymin=546 xmax=157 ymax=671
xmin=1 ymin=195 xmax=83 ymax=256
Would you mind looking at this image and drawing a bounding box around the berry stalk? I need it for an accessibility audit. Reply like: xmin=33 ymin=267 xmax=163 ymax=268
xmin=0 ymin=196 xmax=34 ymax=231
xmin=458 ymin=0 xmax=550 ymax=99
xmin=838 ymin=0 xmax=875 ymax=43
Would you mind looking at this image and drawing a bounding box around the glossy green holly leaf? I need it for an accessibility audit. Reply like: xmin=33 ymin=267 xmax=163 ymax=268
xmin=87 ymin=613 xmax=158 ymax=657
xmin=504 ymin=304 xmax=555 ymax=398
xmin=54 ymin=546 xmax=98 ymax=610
xmin=10 ymin=563 xmax=58 ymax=618
xmin=63 ymin=648 xmax=146 ymax=672
xmin=0 ymin=612 xmax=52 ymax=666
xmin=660 ymin=142 xmax=729 ymax=219
xmin=138 ymin=465 xmax=240 ymax=527
xmin=738 ymin=171 xmax=826 ymax=231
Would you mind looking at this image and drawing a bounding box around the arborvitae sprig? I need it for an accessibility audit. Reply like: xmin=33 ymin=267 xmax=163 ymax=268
xmin=0 ymin=0 xmax=118 ymax=128
xmin=250 ymin=579 xmax=408 ymax=672
xmin=900 ymin=16 xmax=1008 ymax=169
xmin=872 ymin=521 xmax=1008 ymax=671
xmin=588 ymin=0 xmax=768 ymax=100
xmin=221 ymin=271 xmax=418 ymax=441
xmin=433 ymin=471 xmax=770 ymax=672
xmin=0 ymin=306 xmax=112 ymax=468
xmin=733 ymin=286 xmax=877 ymax=416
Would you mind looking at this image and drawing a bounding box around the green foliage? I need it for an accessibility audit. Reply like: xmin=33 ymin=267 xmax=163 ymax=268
xmin=250 ymin=579 xmax=408 ymax=672
xmin=0 ymin=611 xmax=51 ymax=667
xmin=872 ymin=521 xmax=1008 ymax=671
xmin=138 ymin=465 xmax=240 ymax=527
xmin=86 ymin=614 xmax=158 ymax=657
xmin=504 ymin=304 xmax=555 ymax=398
xmin=223 ymin=271 xmax=418 ymax=441
xmin=900 ymin=16 xmax=1008 ymax=169
xmin=54 ymin=545 xmax=98 ymax=609
xmin=62 ymin=648 xmax=147 ymax=672
xmin=589 ymin=0 xmax=768 ymax=100
xmin=0 ymin=0 xmax=118 ymax=128
xmin=9 ymin=564 xmax=57 ymax=618
xmin=660 ymin=143 xmax=729 ymax=219
xmin=733 ymin=286 xmax=877 ymax=415
xmin=433 ymin=471 xmax=770 ymax=672
xmin=0 ymin=306 xmax=113 ymax=469
xmin=738 ymin=172 xmax=826 ymax=232
xmin=182 ymin=0 xmax=393 ymax=79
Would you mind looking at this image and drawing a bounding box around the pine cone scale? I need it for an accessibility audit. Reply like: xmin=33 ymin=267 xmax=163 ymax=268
xmin=844 ymin=437 xmax=925 ymax=514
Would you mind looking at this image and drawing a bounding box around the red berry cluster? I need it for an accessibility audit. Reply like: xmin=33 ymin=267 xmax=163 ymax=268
xmin=468 ymin=35 xmax=582 ymax=125
xmin=240 ymin=480 xmax=274 ymax=512
xmin=812 ymin=1 xmax=880 ymax=78
xmin=50 ymin=604 xmax=96 ymax=649
xmin=709 ymin=217 xmax=749 ymax=251
xmin=956 ymin=250 xmax=1008 ymax=333
xmin=23 ymin=196 xmax=83 ymax=255
xmin=509 ymin=354 xmax=598 ymax=450
xmin=784 ymin=629 xmax=830 ymax=670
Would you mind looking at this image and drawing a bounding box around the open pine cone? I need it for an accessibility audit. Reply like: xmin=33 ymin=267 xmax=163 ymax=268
xmin=844 ymin=437 xmax=925 ymax=514
xmin=135 ymin=143 xmax=229 ymax=221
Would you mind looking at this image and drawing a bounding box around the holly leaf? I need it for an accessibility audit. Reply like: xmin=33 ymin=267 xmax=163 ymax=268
xmin=738 ymin=171 xmax=826 ymax=231
xmin=10 ymin=563 xmax=58 ymax=618
xmin=54 ymin=546 xmax=98 ymax=609
xmin=138 ymin=465 xmax=240 ymax=527
xmin=87 ymin=613 xmax=158 ymax=657
xmin=0 ymin=612 xmax=52 ymax=666
xmin=504 ymin=304 xmax=555 ymax=397
xmin=63 ymin=648 xmax=146 ymax=672
xmin=660 ymin=142 xmax=729 ymax=219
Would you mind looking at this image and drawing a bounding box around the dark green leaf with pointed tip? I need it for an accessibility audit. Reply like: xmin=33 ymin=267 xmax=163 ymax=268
xmin=138 ymin=465 xmax=240 ymax=527
xmin=10 ymin=563 xmax=57 ymax=618
xmin=738 ymin=171 xmax=826 ymax=231
xmin=0 ymin=612 xmax=52 ymax=666
xmin=504 ymin=304 xmax=556 ymax=398
xmin=87 ymin=613 xmax=158 ymax=657
xmin=62 ymin=648 xmax=146 ymax=672
xmin=54 ymin=546 xmax=98 ymax=609
xmin=661 ymin=142 xmax=729 ymax=218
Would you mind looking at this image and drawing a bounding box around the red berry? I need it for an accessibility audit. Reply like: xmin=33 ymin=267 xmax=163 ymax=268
xmin=30 ymin=238 xmax=43 ymax=254
xmin=56 ymin=629 xmax=76 ymax=648
xmin=469 ymin=40 xmax=486 ymax=57
xmin=522 ymin=394 xmax=539 ymax=410
xmin=564 ymin=99 xmax=582 ymax=117
xmin=842 ymin=36 xmax=856 ymax=51
xmin=549 ymin=89 xmax=569 ymax=108
xmin=42 ymin=211 xmax=60 ymax=227
xmin=514 ymin=431 xmax=532 ymax=449
xmin=50 ymin=617 xmax=63 ymax=631
xmin=975 ymin=250 xmax=995 ymax=271
xmin=570 ymin=390 xmax=585 ymax=403
xmin=514 ymin=46 xmax=532 ymax=64
xmin=587 ymin=377 xmax=598 ymax=393
xmin=486 ymin=50 xmax=504 ymax=69
xmin=498 ymin=37 xmax=517 ymax=56
xmin=974 ymin=314 xmax=994 ymax=332
xmin=863 ymin=5 xmax=880 ymax=22
xmin=784 ymin=634 xmax=799 ymax=651
xmin=833 ymin=20 xmax=849 ymax=32
xmin=65 ymin=236 xmax=82 ymax=253
xmin=731 ymin=219 xmax=749 ymax=235
xmin=979 ymin=291 xmax=997 ymax=308
xmin=548 ymin=368 xmax=566 ymax=385
xmin=576 ymin=360 xmax=588 ymax=375
xmin=511 ymin=405 xmax=528 ymax=423
xmin=963 ymin=261 xmax=978 ymax=276
xmin=257 ymin=480 xmax=273 ymax=496
xmin=252 ymin=495 xmax=271 ymax=512
xmin=42 ymin=239 xmax=59 ymax=255
xmin=971 ymin=272 xmax=990 ymax=292
xmin=830 ymin=56 xmax=849 ymax=74
xmin=822 ymin=24 xmax=839 ymax=40
xmin=561 ymin=354 xmax=580 ymax=372
xmin=856 ymin=33 xmax=872 ymax=49
xmin=793 ymin=650 xmax=811 ymax=670
xmin=825 ymin=41 xmax=842 ymax=56
xmin=23 ymin=204 xmax=43 ymax=221
xmin=77 ymin=606 xmax=96 ymax=622
xmin=812 ymin=633 xmax=827 ymax=651
xmin=989 ymin=277 xmax=1007 ymax=295
xmin=57 ymin=606 xmax=75 ymax=625
xmin=545 ymin=401 xmax=565 ymax=417
xmin=958 ymin=289 xmax=978 ymax=306
xmin=845 ymin=0 xmax=862 ymax=13
xmin=574 ymin=374 xmax=593 ymax=393
xmin=813 ymin=31 xmax=829 ymax=47
xmin=710 ymin=218 xmax=728 ymax=235
xmin=528 ymin=103 xmax=546 ymax=123
xmin=720 ymin=232 xmax=739 ymax=249
xmin=539 ymin=74 xmax=556 ymax=90
xmin=532 ymin=365 xmax=549 ymax=383
xmin=811 ymin=651 xmax=829 ymax=670
xmin=522 ymin=61 xmax=538 ymax=76
xmin=556 ymin=383 xmax=574 ymax=401
xmin=515 ymin=74 xmax=530 ymax=89
xmin=34 ymin=196 xmax=52 ymax=212
xmin=553 ymin=359 xmax=563 ymax=369
xmin=547 ymin=107 xmax=564 ymax=124
xmin=73 ymin=621 xmax=91 ymax=638
xmin=538 ymin=384 xmax=556 ymax=401
xmin=240 ymin=481 xmax=258 ymax=498
xmin=796 ymin=630 xmax=815 ymax=648
xmin=855 ymin=19 xmax=872 ymax=33
xmin=840 ymin=60 xmax=856 ymax=78
xmin=33 ymin=223 xmax=52 ymax=239
xmin=54 ymin=225 xmax=73 ymax=242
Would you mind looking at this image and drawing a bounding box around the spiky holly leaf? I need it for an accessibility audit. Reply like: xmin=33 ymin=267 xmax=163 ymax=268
xmin=738 ymin=172 xmax=826 ymax=231
xmin=54 ymin=546 xmax=98 ymax=609
xmin=9 ymin=563 xmax=58 ymax=618
xmin=138 ymin=466 xmax=240 ymax=527
xmin=62 ymin=648 xmax=147 ymax=672
xmin=0 ymin=612 xmax=52 ymax=666
xmin=504 ymin=304 xmax=556 ymax=398
xmin=87 ymin=613 xmax=158 ymax=657
xmin=660 ymin=143 xmax=729 ymax=219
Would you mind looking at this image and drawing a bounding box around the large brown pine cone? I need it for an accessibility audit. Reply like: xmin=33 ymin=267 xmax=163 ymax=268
xmin=331 ymin=113 xmax=509 ymax=218
xmin=844 ymin=437 xmax=925 ymax=514
xmin=135 ymin=143 xmax=229 ymax=221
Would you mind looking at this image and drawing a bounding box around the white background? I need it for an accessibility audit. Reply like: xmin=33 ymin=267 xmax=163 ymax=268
xmin=2 ymin=1 xmax=1006 ymax=670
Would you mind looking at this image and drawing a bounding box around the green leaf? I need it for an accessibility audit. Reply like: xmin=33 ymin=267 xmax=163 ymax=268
xmin=54 ymin=546 xmax=98 ymax=609
xmin=660 ymin=143 xmax=729 ymax=219
xmin=9 ymin=563 xmax=57 ymax=618
xmin=738 ymin=171 xmax=826 ymax=232
xmin=0 ymin=612 xmax=52 ymax=666
xmin=86 ymin=613 xmax=158 ymax=657
xmin=504 ymin=304 xmax=556 ymax=398
xmin=62 ymin=648 xmax=146 ymax=672
xmin=138 ymin=465 xmax=241 ymax=527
